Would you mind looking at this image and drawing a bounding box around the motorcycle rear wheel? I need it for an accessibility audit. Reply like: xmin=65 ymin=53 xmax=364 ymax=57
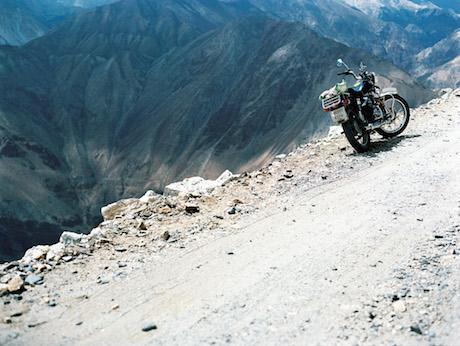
xmin=376 ymin=94 xmax=410 ymax=138
xmin=342 ymin=117 xmax=370 ymax=153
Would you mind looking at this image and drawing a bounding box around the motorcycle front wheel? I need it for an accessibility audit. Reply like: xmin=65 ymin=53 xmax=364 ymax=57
xmin=342 ymin=116 xmax=370 ymax=153
xmin=376 ymin=94 xmax=410 ymax=138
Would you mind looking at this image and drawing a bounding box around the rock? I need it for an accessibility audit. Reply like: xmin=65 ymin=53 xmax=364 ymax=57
xmin=48 ymin=301 xmax=57 ymax=307
xmin=0 ymin=283 xmax=8 ymax=296
xmin=111 ymin=304 xmax=119 ymax=310
xmin=392 ymin=300 xmax=406 ymax=313
xmin=185 ymin=205 xmax=200 ymax=214
xmin=226 ymin=249 xmax=234 ymax=255
xmin=62 ymin=255 xmax=73 ymax=262
xmin=101 ymin=198 xmax=143 ymax=221
xmin=25 ymin=274 xmax=43 ymax=286
xmin=164 ymin=170 xmax=236 ymax=197
xmin=60 ymin=231 xmax=86 ymax=247
xmin=138 ymin=221 xmax=147 ymax=230
xmin=275 ymin=154 xmax=287 ymax=160
xmin=46 ymin=243 xmax=65 ymax=262
xmin=114 ymin=247 xmax=127 ymax=252
xmin=227 ymin=207 xmax=237 ymax=215
xmin=7 ymin=278 xmax=24 ymax=294
xmin=3 ymin=317 xmax=12 ymax=324
xmin=2 ymin=262 xmax=19 ymax=271
xmin=141 ymin=322 xmax=157 ymax=332
xmin=161 ymin=231 xmax=171 ymax=241
xmin=214 ymin=213 xmax=224 ymax=219
xmin=410 ymin=324 xmax=423 ymax=335
xmin=159 ymin=206 xmax=172 ymax=214
xmin=21 ymin=245 xmax=50 ymax=263
xmin=139 ymin=190 xmax=160 ymax=203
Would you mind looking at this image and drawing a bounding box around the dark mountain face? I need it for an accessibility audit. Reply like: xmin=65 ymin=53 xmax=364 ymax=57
xmin=0 ymin=0 xmax=86 ymax=46
xmin=0 ymin=0 xmax=433 ymax=262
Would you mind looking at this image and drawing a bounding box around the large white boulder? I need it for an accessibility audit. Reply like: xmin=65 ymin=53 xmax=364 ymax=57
xmin=21 ymin=245 xmax=50 ymax=263
xmin=46 ymin=243 xmax=65 ymax=262
xmin=164 ymin=170 xmax=236 ymax=197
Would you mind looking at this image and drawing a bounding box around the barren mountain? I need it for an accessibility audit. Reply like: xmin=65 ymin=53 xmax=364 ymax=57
xmin=0 ymin=4 xmax=433 ymax=262
xmin=413 ymin=28 xmax=460 ymax=89
xmin=0 ymin=0 xmax=84 ymax=46
xmin=0 ymin=89 xmax=458 ymax=345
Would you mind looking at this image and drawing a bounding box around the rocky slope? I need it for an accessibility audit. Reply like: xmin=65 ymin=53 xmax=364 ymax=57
xmin=413 ymin=28 xmax=460 ymax=89
xmin=0 ymin=88 xmax=458 ymax=345
xmin=0 ymin=0 xmax=86 ymax=46
xmin=0 ymin=5 xmax=433 ymax=263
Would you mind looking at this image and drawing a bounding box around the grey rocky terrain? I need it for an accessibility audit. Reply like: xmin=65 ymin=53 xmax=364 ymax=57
xmin=0 ymin=89 xmax=459 ymax=345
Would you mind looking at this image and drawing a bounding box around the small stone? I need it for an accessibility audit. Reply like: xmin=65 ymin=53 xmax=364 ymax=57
xmin=48 ymin=301 xmax=57 ymax=307
xmin=62 ymin=255 xmax=73 ymax=262
xmin=185 ymin=205 xmax=200 ymax=214
xmin=0 ymin=283 xmax=8 ymax=297
xmin=275 ymin=154 xmax=287 ymax=160
xmin=76 ymin=321 xmax=83 ymax=326
xmin=161 ymin=231 xmax=170 ymax=241
xmin=214 ymin=214 xmax=224 ymax=219
xmin=7 ymin=278 xmax=24 ymax=294
xmin=10 ymin=311 xmax=22 ymax=317
xmin=138 ymin=221 xmax=148 ymax=230
xmin=392 ymin=301 xmax=406 ymax=313
xmin=227 ymin=207 xmax=237 ymax=215
xmin=3 ymin=317 xmax=12 ymax=324
xmin=25 ymin=274 xmax=43 ymax=286
xmin=410 ymin=324 xmax=423 ymax=335
xmin=111 ymin=304 xmax=120 ymax=310
xmin=114 ymin=247 xmax=127 ymax=252
xmin=159 ymin=206 xmax=172 ymax=214
xmin=141 ymin=322 xmax=157 ymax=332
xmin=226 ymin=249 xmax=234 ymax=255
xmin=98 ymin=279 xmax=110 ymax=285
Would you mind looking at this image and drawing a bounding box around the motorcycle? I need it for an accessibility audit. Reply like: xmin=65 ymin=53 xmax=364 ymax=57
xmin=319 ymin=58 xmax=410 ymax=152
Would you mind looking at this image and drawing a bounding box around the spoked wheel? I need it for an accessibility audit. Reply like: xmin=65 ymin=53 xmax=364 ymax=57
xmin=376 ymin=94 xmax=410 ymax=138
xmin=342 ymin=116 xmax=370 ymax=153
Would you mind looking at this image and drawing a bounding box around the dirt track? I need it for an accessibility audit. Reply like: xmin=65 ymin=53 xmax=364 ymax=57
xmin=1 ymin=91 xmax=459 ymax=345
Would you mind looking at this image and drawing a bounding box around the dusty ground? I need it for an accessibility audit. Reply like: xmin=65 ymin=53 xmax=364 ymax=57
xmin=1 ymin=90 xmax=459 ymax=345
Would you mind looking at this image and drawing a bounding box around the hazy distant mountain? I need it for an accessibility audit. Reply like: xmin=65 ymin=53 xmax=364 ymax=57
xmin=413 ymin=28 xmax=460 ymax=89
xmin=0 ymin=0 xmax=85 ymax=46
xmin=340 ymin=0 xmax=460 ymax=88
xmin=0 ymin=0 xmax=433 ymax=262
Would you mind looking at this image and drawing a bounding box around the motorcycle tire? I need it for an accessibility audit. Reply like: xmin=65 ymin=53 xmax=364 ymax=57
xmin=342 ymin=117 xmax=370 ymax=153
xmin=376 ymin=94 xmax=410 ymax=138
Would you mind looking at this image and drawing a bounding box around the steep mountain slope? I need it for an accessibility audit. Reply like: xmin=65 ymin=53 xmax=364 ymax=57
xmin=413 ymin=28 xmax=460 ymax=89
xmin=0 ymin=1 xmax=433 ymax=262
xmin=0 ymin=0 xmax=259 ymax=261
xmin=0 ymin=0 xmax=84 ymax=46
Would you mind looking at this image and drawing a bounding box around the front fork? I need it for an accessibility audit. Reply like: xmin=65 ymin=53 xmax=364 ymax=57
xmin=355 ymin=98 xmax=366 ymax=122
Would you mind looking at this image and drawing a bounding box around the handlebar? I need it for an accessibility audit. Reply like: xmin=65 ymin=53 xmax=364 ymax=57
xmin=337 ymin=70 xmax=359 ymax=80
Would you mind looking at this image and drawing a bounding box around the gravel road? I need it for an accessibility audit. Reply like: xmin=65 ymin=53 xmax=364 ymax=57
xmin=1 ymin=91 xmax=459 ymax=345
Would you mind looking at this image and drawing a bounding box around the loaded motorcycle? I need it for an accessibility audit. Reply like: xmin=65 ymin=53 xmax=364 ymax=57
xmin=319 ymin=59 xmax=410 ymax=152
